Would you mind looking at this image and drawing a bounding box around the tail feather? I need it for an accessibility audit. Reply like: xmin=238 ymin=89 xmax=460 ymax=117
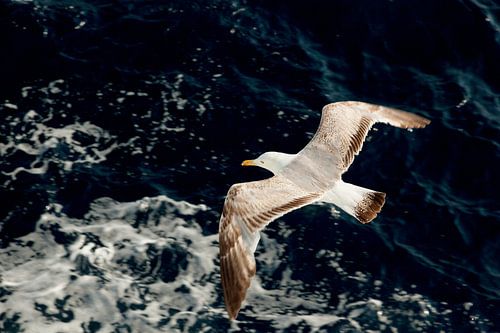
xmin=354 ymin=191 xmax=386 ymax=223
xmin=321 ymin=181 xmax=386 ymax=223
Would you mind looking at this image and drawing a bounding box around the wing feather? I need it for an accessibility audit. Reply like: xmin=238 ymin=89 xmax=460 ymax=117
xmin=301 ymin=101 xmax=430 ymax=174
xmin=219 ymin=176 xmax=319 ymax=319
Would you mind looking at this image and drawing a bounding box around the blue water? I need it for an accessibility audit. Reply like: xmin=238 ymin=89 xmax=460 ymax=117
xmin=0 ymin=0 xmax=499 ymax=332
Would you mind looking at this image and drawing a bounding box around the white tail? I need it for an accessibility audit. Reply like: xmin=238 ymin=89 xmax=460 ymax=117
xmin=321 ymin=181 xmax=386 ymax=223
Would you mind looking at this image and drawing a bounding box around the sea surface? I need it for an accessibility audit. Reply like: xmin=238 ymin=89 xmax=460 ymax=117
xmin=0 ymin=0 xmax=499 ymax=332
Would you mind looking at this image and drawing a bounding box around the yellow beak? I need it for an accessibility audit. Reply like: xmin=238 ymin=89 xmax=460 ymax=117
xmin=241 ymin=160 xmax=255 ymax=166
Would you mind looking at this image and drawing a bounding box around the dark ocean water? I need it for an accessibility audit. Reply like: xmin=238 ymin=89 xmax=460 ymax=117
xmin=0 ymin=0 xmax=499 ymax=332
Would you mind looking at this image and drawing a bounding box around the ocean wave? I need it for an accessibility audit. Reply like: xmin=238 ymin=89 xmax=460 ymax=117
xmin=0 ymin=195 xmax=218 ymax=332
xmin=2 ymin=194 xmax=492 ymax=332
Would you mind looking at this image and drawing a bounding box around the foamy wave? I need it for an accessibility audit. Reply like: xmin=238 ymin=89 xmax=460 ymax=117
xmin=0 ymin=106 xmax=126 ymax=183
xmin=0 ymin=195 xmax=218 ymax=332
xmin=0 ymin=195 xmax=491 ymax=332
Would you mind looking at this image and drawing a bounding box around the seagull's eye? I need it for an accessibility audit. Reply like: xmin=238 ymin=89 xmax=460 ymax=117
xmin=260 ymin=161 xmax=264 ymax=164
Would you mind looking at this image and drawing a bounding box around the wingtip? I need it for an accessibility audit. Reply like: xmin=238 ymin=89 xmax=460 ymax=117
xmin=416 ymin=116 xmax=431 ymax=128
xmin=406 ymin=120 xmax=431 ymax=130
xmin=226 ymin=303 xmax=241 ymax=320
xmin=228 ymin=310 xmax=238 ymax=320
xmin=399 ymin=114 xmax=431 ymax=130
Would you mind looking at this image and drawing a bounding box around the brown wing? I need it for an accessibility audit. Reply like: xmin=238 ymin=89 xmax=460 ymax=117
xmin=300 ymin=101 xmax=431 ymax=175
xmin=219 ymin=176 xmax=320 ymax=319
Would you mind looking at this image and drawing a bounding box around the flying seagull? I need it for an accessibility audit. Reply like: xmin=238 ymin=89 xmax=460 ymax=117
xmin=218 ymin=101 xmax=430 ymax=319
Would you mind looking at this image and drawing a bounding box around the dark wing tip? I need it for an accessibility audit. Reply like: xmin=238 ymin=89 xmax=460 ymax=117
xmin=408 ymin=115 xmax=431 ymax=128
xmin=389 ymin=109 xmax=431 ymax=129
xmin=227 ymin=305 xmax=239 ymax=320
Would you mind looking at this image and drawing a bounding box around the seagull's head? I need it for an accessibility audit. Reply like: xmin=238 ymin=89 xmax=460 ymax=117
xmin=241 ymin=151 xmax=295 ymax=175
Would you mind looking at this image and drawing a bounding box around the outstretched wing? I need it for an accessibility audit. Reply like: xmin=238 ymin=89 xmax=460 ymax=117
xmin=299 ymin=101 xmax=431 ymax=176
xmin=219 ymin=176 xmax=319 ymax=319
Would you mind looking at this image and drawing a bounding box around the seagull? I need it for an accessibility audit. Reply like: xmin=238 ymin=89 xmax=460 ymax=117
xmin=218 ymin=101 xmax=431 ymax=319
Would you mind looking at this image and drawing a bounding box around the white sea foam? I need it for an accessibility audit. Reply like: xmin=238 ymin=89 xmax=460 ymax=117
xmin=0 ymin=194 xmax=490 ymax=331
xmin=0 ymin=188 xmax=460 ymax=332
xmin=0 ymin=195 xmax=217 ymax=332
xmin=0 ymin=108 xmax=132 ymax=182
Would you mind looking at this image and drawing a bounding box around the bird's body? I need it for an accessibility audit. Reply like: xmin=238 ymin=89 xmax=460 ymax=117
xmin=219 ymin=101 xmax=431 ymax=319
